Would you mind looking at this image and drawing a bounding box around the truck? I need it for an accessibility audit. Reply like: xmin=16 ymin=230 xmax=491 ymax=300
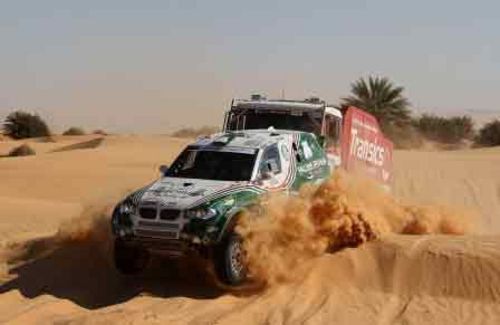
xmin=223 ymin=95 xmax=393 ymax=186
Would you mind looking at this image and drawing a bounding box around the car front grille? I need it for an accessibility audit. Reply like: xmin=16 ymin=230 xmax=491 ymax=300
xmin=139 ymin=207 xmax=157 ymax=219
xmin=159 ymin=209 xmax=181 ymax=221
xmin=135 ymin=228 xmax=178 ymax=239
xmin=138 ymin=220 xmax=180 ymax=230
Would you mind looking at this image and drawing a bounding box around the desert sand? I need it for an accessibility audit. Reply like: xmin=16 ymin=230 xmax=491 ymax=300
xmin=1 ymin=135 xmax=500 ymax=324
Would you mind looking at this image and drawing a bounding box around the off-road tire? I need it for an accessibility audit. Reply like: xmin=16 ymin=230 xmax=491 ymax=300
xmin=214 ymin=233 xmax=248 ymax=285
xmin=113 ymin=238 xmax=150 ymax=275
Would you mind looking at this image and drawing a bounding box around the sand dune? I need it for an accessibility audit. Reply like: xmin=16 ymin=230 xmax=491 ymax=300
xmin=393 ymin=148 xmax=500 ymax=232
xmin=50 ymin=137 xmax=105 ymax=153
xmin=1 ymin=135 xmax=500 ymax=324
xmin=0 ymin=135 xmax=98 ymax=156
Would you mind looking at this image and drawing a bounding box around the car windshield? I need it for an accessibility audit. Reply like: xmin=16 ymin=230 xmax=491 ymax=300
xmin=165 ymin=148 xmax=257 ymax=181
xmin=227 ymin=111 xmax=323 ymax=133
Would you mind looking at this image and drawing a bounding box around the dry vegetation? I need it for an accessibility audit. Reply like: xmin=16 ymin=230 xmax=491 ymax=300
xmin=476 ymin=120 xmax=500 ymax=147
xmin=2 ymin=111 xmax=50 ymax=139
xmin=7 ymin=144 xmax=36 ymax=157
xmin=92 ymin=129 xmax=108 ymax=136
xmin=382 ymin=114 xmax=499 ymax=150
xmin=414 ymin=114 xmax=474 ymax=144
xmin=62 ymin=127 xmax=86 ymax=136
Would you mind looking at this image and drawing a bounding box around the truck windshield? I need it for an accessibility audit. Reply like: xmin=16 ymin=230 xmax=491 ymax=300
xmin=166 ymin=149 xmax=257 ymax=181
xmin=227 ymin=111 xmax=322 ymax=133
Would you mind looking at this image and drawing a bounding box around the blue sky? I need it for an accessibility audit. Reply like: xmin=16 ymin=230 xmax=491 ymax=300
xmin=1 ymin=0 xmax=499 ymax=132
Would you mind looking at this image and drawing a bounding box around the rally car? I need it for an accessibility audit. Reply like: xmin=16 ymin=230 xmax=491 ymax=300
xmin=111 ymin=129 xmax=330 ymax=285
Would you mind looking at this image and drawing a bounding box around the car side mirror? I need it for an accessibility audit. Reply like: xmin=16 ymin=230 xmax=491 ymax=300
xmin=256 ymin=170 xmax=274 ymax=184
xmin=260 ymin=170 xmax=273 ymax=180
xmin=159 ymin=165 xmax=169 ymax=176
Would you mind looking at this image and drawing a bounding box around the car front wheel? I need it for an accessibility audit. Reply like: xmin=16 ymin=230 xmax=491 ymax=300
xmin=214 ymin=233 xmax=248 ymax=285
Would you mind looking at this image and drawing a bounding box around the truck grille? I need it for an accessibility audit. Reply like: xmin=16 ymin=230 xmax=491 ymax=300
xmin=139 ymin=207 xmax=157 ymax=219
xmin=159 ymin=209 xmax=181 ymax=221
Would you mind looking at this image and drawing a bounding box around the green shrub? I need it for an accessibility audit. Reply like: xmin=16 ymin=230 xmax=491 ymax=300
xmin=382 ymin=123 xmax=424 ymax=149
xmin=8 ymin=144 xmax=36 ymax=157
xmin=415 ymin=114 xmax=474 ymax=144
xmin=62 ymin=127 xmax=86 ymax=136
xmin=475 ymin=120 xmax=500 ymax=147
xmin=3 ymin=111 xmax=51 ymax=139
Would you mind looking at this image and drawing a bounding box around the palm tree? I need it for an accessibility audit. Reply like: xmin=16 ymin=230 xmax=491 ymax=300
xmin=340 ymin=76 xmax=411 ymax=127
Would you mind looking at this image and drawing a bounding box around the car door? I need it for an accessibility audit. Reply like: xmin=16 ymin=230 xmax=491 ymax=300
xmin=292 ymin=133 xmax=330 ymax=190
xmin=257 ymin=142 xmax=290 ymax=190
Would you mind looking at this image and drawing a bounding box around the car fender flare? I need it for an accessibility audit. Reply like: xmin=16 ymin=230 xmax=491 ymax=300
xmin=216 ymin=208 xmax=245 ymax=242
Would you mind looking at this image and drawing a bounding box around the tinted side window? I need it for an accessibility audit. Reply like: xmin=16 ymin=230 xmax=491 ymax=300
xmin=326 ymin=115 xmax=341 ymax=147
xmin=299 ymin=134 xmax=325 ymax=162
xmin=260 ymin=144 xmax=282 ymax=174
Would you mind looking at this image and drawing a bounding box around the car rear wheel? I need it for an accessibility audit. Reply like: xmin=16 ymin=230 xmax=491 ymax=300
xmin=113 ymin=238 xmax=150 ymax=275
xmin=214 ymin=233 xmax=248 ymax=285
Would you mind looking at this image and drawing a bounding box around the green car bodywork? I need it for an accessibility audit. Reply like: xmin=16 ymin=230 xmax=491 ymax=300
xmin=111 ymin=129 xmax=330 ymax=284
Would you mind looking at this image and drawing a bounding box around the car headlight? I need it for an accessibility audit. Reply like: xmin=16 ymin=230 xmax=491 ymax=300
xmin=112 ymin=206 xmax=133 ymax=235
xmin=186 ymin=207 xmax=217 ymax=220
xmin=119 ymin=200 xmax=136 ymax=215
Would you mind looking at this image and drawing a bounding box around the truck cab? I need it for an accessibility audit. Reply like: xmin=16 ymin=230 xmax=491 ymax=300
xmin=223 ymin=95 xmax=343 ymax=169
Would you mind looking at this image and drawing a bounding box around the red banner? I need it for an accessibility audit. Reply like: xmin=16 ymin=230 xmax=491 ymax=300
xmin=341 ymin=107 xmax=393 ymax=185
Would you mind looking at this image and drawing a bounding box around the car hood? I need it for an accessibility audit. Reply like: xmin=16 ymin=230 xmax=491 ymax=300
xmin=136 ymin=177 xmax=248 ymax=210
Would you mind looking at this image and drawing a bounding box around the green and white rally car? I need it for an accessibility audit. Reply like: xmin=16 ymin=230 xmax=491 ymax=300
xmin=111 ymin=129 xmax=330 ymax=285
